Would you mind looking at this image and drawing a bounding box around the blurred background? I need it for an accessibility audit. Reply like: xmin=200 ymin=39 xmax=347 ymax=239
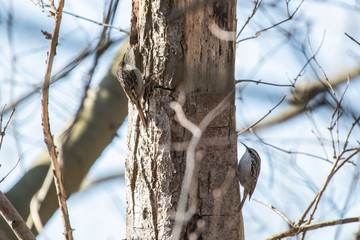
xmin=0 ymin=0 xmax=360 ymax=239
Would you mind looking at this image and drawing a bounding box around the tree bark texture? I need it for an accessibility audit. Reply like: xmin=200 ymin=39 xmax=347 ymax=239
xmin=126 ymin=0 xmax=239 ymax=239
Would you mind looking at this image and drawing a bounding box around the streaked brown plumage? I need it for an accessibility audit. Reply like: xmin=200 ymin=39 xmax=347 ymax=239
xmin=116 ymin=58 xmax=147 ymax=127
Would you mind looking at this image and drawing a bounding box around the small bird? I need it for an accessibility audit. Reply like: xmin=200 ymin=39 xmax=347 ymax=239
xmin=237 ymin=142 xmax=261 ymax=211
xmin=116 ymin=56 xmax=147 ymax=128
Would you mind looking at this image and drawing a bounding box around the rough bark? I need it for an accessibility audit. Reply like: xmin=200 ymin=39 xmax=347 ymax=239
xmin=126 ymin=0 xmax=239 ymax=239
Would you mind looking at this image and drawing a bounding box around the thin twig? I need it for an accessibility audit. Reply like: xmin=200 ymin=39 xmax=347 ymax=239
xmin=345 ymin=32 xmax=360 ymax=46
xmin=304 ymin=112 xmax=330 ymax=162
xmin=259 ymin=139 xmax=332 ymax=164
xmin=3 ymin=36 xmax=120 ymax=115
xmin=288 ymin=33 xmax=326 ymax=105
xmin=343 ymin=115 xmax=360 ymax=151
xmin=0 ymin=107 xmax=15 ymax=150
xmin=41 ymin=0 xmax=73 ymax=238
xmin=299 ymin=47 xmax=354 ymax=239
xmin=252 ymin=197 xmax=293 ymax=228
xmin=297 ymin=146 xmax=360 ymax=234
xmin=237 ymin=95 xmax=286 ymax=135
xmin=0 ymin=158 xmax=21 ymax=183
xmin=63 ymin=10 xmax=130 ymax=34
xmin=235 ymin=79 xmax=294 ymax=87
xmin=29 ymin=0 xmax=55 ymax=17
xmin=307 ymin=37 xmax=337 ymax=103
xmin=237 ymin=0 xmax=304 ymax=44
xmin=236 ymin=0 xmax=262 ymax=40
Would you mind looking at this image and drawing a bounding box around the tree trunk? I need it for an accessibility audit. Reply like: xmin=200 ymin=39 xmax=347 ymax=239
xmin=126 ymin=0 xmax=239 ymax=239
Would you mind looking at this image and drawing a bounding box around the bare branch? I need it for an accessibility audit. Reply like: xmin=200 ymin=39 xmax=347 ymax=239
xmin=343 ymin=115 xmax=360 ymax=152
xmin=297 ymin=54 xmax=359 ymax=238
xmin=345 ymin=32 xmax=360 ymax=46
xmin=237 ymin=0 xmax=304 ymax=44
xmin=235 ymin=79 xmax=294 ymax=87
xmin=0 ymin=107 xmax=15 ymax=150
xmin=3 ymin=36 xmax=118 ymax=115
xmin=252 ymin=197 xmax=294 ymax=228
xmin=0 ymin=106 xmax=33 ymax=239
xmin=237 ymin=95 xmax=286 ymax=135
xmin=258 ymin=138 xmax=332 ymax=164
xmin=0 ymin=191 xmax=36 ymax=240
xmin=307 ymin=38 xmax=336 ymax=102
xmin=236 ymin=0 xmax=262 ymax=40
xmin=297 ymin=144 xmax=360 ymax=233
xmin=63 ymin=10 xmax=130 ymax=34
xmin=28 ymin=0 xmax=55 ymax=17
xmin=40 ymin=0 xmax=73 ymax=238
xmin=257 ymin=67 xmax=360 ymax=131
xmin=266 ymin=217 xmax=360 ymax=240
xmin=0 ymin=158 xmax=20 ymax=183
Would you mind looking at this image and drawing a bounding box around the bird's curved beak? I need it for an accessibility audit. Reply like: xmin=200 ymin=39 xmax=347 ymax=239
xmin=240 ymin=142 xmax=248 ymax=149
